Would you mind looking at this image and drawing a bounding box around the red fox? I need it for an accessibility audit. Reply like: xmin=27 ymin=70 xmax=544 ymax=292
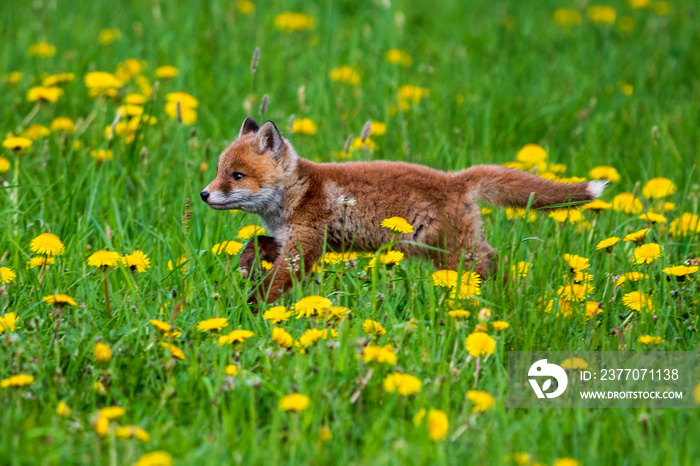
xmin=201 ymin=118 xmax=606 ymax=303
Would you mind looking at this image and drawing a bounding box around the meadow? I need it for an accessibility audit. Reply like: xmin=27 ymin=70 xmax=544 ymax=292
xmin=1 ymin=0 xmax=699 ymax=464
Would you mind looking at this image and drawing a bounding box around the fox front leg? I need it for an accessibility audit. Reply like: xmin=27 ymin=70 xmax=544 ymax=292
xmin=239 ymin=235 xmax=281 ymax=279
xmin=253 ymin=228 xmax=323 ymax=304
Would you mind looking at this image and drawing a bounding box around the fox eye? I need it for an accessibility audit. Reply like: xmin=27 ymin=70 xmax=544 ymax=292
xmin=231 ymin=172 xmax=245 ymax=181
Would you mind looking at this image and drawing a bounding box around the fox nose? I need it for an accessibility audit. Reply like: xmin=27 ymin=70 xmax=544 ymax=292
xmin=200 ymin=191 xmax=210 ymax=202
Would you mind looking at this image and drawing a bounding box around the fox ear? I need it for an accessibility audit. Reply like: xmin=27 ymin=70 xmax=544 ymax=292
xmin=253 ymin=121 xmax=282 ymax=156
xmin=238 ymin=117 xmax=260 ymax=138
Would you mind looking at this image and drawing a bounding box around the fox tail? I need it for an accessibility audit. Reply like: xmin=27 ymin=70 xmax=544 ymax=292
xmin=458 ymin=165 xmax=606 ymax=209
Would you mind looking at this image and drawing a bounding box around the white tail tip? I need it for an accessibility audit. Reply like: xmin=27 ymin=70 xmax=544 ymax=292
xmin=587 ymin=180 xmax=608 ymax=199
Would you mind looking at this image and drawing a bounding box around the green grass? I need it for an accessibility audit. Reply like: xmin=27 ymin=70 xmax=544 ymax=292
xmin=1 ymin=0 xmax=699 ymax=464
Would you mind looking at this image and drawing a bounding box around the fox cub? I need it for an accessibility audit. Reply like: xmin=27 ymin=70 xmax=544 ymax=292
xmin=201 ymin=118 xmax=606 ymax=303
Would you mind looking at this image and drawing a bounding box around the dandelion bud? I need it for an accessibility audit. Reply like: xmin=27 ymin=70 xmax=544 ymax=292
xmin=94 ymin=342 xmax=112 ymax=362
xmin=477 ymin=308 xmax=491 ymax=323
xmin=108 ymin=108 xmax=122 ymax=140
xmin=651 ymin=125 xmax=659 ymax=145
xmin=360 ymin=120 xmax=371 ymax=142
xmin=259 ymin=94 xmax=269 ymax=115
xmin=297 ymin=85 xmax=305 ymax=110
xmin=343 ymin=135 xmax=353 ymax=154
xmin=251 ymin=47 xmax=260 ymax=74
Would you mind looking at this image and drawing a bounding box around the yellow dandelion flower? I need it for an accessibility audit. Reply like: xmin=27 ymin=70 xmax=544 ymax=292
xmin=28 ymin=42 xmax=56 ymax=57
xmin=330 ymin=66 xmax=360 ymax=85
xmin=385 ymin=49 xmax=413 ymax=66
xmin=212 ymin=240 xmax=243 ymax=256
xmin=622 ymin=291 xmax=654 ymax=312
xmin=587 ymin=5 xmax=616 ymax=24
xmin=155 ymin=66 xmax=179 ymax=79
xmin=237 ymin=0 xmax=254 ymax=14
xmin=553 ymin=8 xmax=582 ymax=27
xmin=29 ymin=233 xmax=65 ymax=256
xmin=218 ymin=329 xmax=255 ymax=346
xmin=362 ymin=345 xmax=397 ymax=365
xmin=589 ymin=166 xmax=620 ymax=182
xmin=1 ymin=374 xmax=35 ymax=388
xmin=40 ymin=73 xmax=74 ymax=88
xmin=637 ymin=335 xmax=664 ymax=346
xmin=511 ymin=261 xmax=530 ymax=278
xmin=50 ymin=117 xmax=75 ymax=132
xmin=0 ymin=267 xmax=16 ymax=285
xmin=115 ymin=425 xmax=151 ymax=442
xmin=642 ymin=177 xmax=676 ymax=199
xmin=164 ymin=101 xmax=198 ymax=124
xmin=632 ymin=243 xmax=663 ymax=265
xmin=505 ymin=207 xmax=537 ymax=222
xmin=27 ymin=86 xmax=63 ymax=103
xmin=561 ymin=357 xmax=589 ymax=370
xmin=160 ymin=342 xmax=186 ymax=360
xmin=557 ymin=283 xmax=594 ymax=302
xmin=669 ymin=213 xmax=700 ymax=237
xmin=596 ymin=237 xmax=620 ymax=251
xmin=362 ymin=319 xmax=386 ymax=335
xmin=492 ymin=321 xmax=509 ymax=332
xmin=292 ymin=117 xmax=317 ymax=135
xmin=615 ymin=272 xmax=649 ymax=286
xmin=264 ymin=306 xmax=292 ymax=323
xmin=582 ymin=200 xmax=613 ymax=212
xmin=367 ymin=250 xmax=405 ymax=269
xmin=294 ymin=295 xmax=332 ymax=318
xmin=383 ymin=373 xmax=422 ymax=396
xmin=0 ymin=156 xmax=10 ymax=173
xmin=398 ymin=85 xmax=429 ymax=106
xmin=549 ymin=209 xmax=584 ymax=224
xmin=448 ymin=310 xmax=470 ymax=319
xmin=638 ymin=212 xmax=667 ymax=224
xmin=197 ymin=317 xmax=229 ymax=332
xmin=121 ymin=250 xmax=151 ymax=272
xmin=3 ymin=137 xmax=33 ymax=152
xmin=149 ymin=320 xmax=181 ymax=339
xmin=612 ymin=193 xmax=643 ymax=214
xmin=88 ymin=250 xmax=120 ymax=267
xmin=563 ymin=254 xmax=590 ymax=272
xmin=84 ymin=71 xmax=122 ymax=94
xmin=662 ymin=265 xmax=698 ymax=279
xmin=91 ymin=149 xmax=113 ymax=162
xmin=56 ymin=401 xmax=71 ymax=416
xmin=3 ymin=71 xmax=22 ymax=84
xmin=21 ymin=124 xmax=51 ymax=140
xmin=466 ymin=390 xmax=495 ymax=412
xmin=423 ymin=409 xmax=449 ymax=441
xmin=42 ymin=294 xmax=77 ymax=306
xmin=98 ymin=29 xmax=121 ymax=45
xmin=94 ymin=342 xmax=112 ymax=362
xmin=465 ymin=332 xmax=496 ymax=357
xmin=133 ymin=451 xmax=173 ymax=466
xmin=381 ymin=216 xmax=413 ymax=234
xmin=279 ymin=393 xmax=311 ymax=411
xmin=225 ymin=364 xmax=239 ymax=376
xmin=0 ymin=312 xmax=19 ymax=333
xmin=272 ymin=327 xmax=293 ymax=348
xmin=623 ymin=228 xmax=649 ymax=243
xmin=237 ymin=225 xmax=266 ymax=239
xmin=515 ymin=144 xmax=547 ymax=166
xmin=274 ymin=12 xmax=315 ymax=31
xmin=166 ymin=256 xmax=188 ymax=271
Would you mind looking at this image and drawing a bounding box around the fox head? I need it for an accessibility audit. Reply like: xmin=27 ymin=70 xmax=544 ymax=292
xmin=200 ymin=118 xmax=298 ymax=217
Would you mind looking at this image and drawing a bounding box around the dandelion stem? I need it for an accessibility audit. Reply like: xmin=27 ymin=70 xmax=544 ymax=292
xmin=22 ymin=102 xmax=41 ymax=126
xmin=103 ymin=269 xmax=112 ymax=317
